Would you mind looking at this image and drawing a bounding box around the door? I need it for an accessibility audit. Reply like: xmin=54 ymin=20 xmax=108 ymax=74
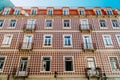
xmin=84 ymin=36 xmax=92 ymax=49
xmin=27 ymin=20 xmax=35 ymax=29
xmin=22 ymin=35 xmax=32 ymax=49
xmin=81 ymin=20 xmax=89 ymax=29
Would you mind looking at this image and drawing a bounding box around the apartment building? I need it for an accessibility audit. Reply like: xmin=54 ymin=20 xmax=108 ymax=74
xmin=0 ymin=6 xmax=120 ymax=80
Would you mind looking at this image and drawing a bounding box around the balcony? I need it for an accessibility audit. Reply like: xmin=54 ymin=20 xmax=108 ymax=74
xmin=79 ymin=24 xmax=93 ymax=33
xmin=23 ymin=24 xmax=36 ymax=33
xmin=85 ymin=67 xmax=101 ymax=79
xmin=15 ymin=68 xmax=30 ymax=78
xmin=81 ymin=43 xmax=96 ymax=52
xmin=18 ymin=42 xmax=33 ymax=51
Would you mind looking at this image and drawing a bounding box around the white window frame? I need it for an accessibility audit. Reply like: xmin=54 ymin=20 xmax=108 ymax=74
xmin=106 ymin=8 xmax=113 ymax=15
xmin=108 ymin=56 xmax=120 ymax=72
xmin=0 ymin=56 xmax=7 ymax=73
xmin=40 ymin=56 xmax=52 ymax=72
xmin=3 ymin=8 xmax=10 ymax=15
xmin=82 ymin=35 xmax=92 ymax=43
xmin=44 ymin=19 xmax=53 ymax=29
xmin=102 ymin=35 xmax=113 ymax=47
xmin=63 ymin=56 xmax=74 ymax=72
xmin=31 ymin=8 xmax=37 ymax=15
xmin=23 ymin=34 xmax=33 ymax=42
xmin=62 ymin=19 xmax=71 ymax=29
xmin=8 ymin=19 xmax=17 ymax=28
xmin=17 ymin=56 xmax=30 ymax=72
xmin=47 ymin=8 xmax=53 ymax=15
xmin=43 ymin=34 xmax=53 ymax=47
xmin=79 ymin=9 xmax=85 ymax=15
xmin=116 ymin=35 xmax=120 ymax=47
xmin=1 ymin=34 xmax=13 ymax=47
xmin=14 ymin=8 xmax=21 ymax=15
xmin=63 ymin=34 xmax=72 ymax=47
xmin=95 ymin=9 xmax=102 ymax=15
xmin=110 ymin=19 xmax=119 ymax=29
xmin=0 ymin=20 xmax=5 ymax=28
xmin=99 ymin=19 xmax=107 ymax=29
xmin=63 ymin=8 xmax=69 ymax=15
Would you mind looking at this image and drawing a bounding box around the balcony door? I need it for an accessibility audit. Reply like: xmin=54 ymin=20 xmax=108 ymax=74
xmin=81 ymin=20 xmax=89 ymax=29
xmin=83 ymin=36 xmax=92 ymax=49
xmin=22 ymin=35 xmax=32 ymax=49
xmin=27 ymin=20 xmax=35 ymax=29
xmin=19 ymin=57 xmax=28 ymax=71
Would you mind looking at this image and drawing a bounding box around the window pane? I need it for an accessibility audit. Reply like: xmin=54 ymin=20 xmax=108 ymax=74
xmin=46 ymin=20 xmax=52 ymax=27
xmin=0 ymin=20 xmax=4 ymax=27
xmin=10 ymin=20 xmax=16 ymax=27
xmin=0 ymin=57 xmax=5 ymax=70
xmin=42 ymin=57 xmax=51 ymax=71
xmin=65 ymin=57 xmax=73 ymax=71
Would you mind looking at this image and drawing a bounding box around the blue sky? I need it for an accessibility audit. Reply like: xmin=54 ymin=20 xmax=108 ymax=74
xmin=11 ymin=0 xmax=120 ymax=9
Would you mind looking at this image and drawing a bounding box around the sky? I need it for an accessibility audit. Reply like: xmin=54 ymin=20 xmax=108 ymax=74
xmin=10 ymin=0 xmax=120 ymax=9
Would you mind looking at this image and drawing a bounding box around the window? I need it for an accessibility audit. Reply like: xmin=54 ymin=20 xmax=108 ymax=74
xmin=64 ymin=57 xmax=73 ymax=71
xmin=87 ymin=57 xmax=96 ymax=68
xmin=22 ymin=35 xmax=33 ymax=49
xmin=19 ymin=57 xmax=28 ymax=71
xmin=0 ymin=20 xmax=4 ymax=27
xmin=45 ymin=20 xmax=52 ymax=27
xmin=64 ymin=35 xmax=72 ymax=46
xmin=2 ymin=35 xmax=13 ymax=46
xmin=96 ymin=9 xmax=101 ymax=15
xmin=0 ymin=57 xmax=5 ymax=71
xmin=116 ymin=35 xmax=120 ymax=45
xmin=31 ymin=8 xmax=37 ymax=15
xmin=48 ymin=8 xmax=53 ymax=15
xmin=3 ymin=8 xmax=10 ymax=15
xmin=63 ymin=8 xmax=69 ymax=15
xmin=44 ymin=35 xmax=52 ymax=46
xmin=112 ymin=20 xmax=119 ymax=27
xmin=103 ymin=35 xmax=113 ymax=46
xmin=64 ymin=20 xmax=70 ymax=27
xmin=106 ymin=9 xmax=112 ymax=15
xmin=41 ymin=57 xmax=51 ymax=71
xmin=80 ymin=19 xmax=89 ymax=29
xmin=109 ymin=57 xmax=120 ymax=71
xmin=99 ymin=20 xmax=106 ymax=27
xmin=27 ymin=19 xmax=35 ymax=29
xmin=9 ymin=20 xmax=16 ymax=27
xmin=79 ymin=9 xmax=84 ymax=15
xmin=14 ymin=8 xmax=20 ymax=15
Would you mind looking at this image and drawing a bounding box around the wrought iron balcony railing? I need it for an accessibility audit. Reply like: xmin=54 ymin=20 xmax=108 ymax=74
xmin=79 ymin=24 xmax=93 ymax=33
xmin=23 ymin=24 xmax=36 ymax=33
xmin=18 ymin=42 xmax=33 ymax=51
xmin=81 ymin=43 xmax=96 ymax=52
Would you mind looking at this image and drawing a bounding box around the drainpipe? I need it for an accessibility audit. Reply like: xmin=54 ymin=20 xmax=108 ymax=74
xmin=91 ymin=18 xmax=107 ymax=80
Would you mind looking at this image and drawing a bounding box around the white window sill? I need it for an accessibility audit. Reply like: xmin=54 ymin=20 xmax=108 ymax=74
xmin=45 ymin=27 xmax=53 ymax=29
xmin=7 ymin=27 xmax=15 ymax=29
xmin=40 ymin=71 xmax=51 ymax=72
xmin=63 ymin=45 xmax=73 ymax=48
xmin=112 ymin=27 xmax=120 ymax=29
xmin=43 ymin=45 xmax=52 ymax=48
xmin=100 ymin=27 xmax=108 ymax=29
xmin=0 ymin=70 xmax=3 ymax=73
xmin=63 ymin=27 xmax=71 ymax=29
xmin=105 ymin=45 xmax=114 ymax=48
xmin=64 ymin=71 xmax=75 ymax=73
xmin=1 ymin=44 xmax=10 ymax=47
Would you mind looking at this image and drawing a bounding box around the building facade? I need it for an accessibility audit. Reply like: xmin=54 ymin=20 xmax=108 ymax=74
xmin=0 ymin=6 xmax=120 ymax=80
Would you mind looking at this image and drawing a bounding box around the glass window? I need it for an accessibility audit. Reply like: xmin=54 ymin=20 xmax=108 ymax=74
xmin=0 ymin=57 xmax=5 ymax=71
xmin=19 ymin=57 xmax=28 ymax=71
xmin=2 ymin=35 xmax=12 ymax=46
xmin=64 ymin=20 xmax=70 ymax=27
xmin=116 ymin=35 xmax=120 ymax=45
xmin=31 ymin=8 xmax=37 ymax=15
xmin=63 ymin=9 xmax=69 ymax=15
xmin=87 ymin=57 xmax=96 ymax=68
xmin=65 ymin=57 xmax=73 ymax=71
xmin=100 ymin=20 xmax=106 ymax=27
xmin=96 ymin=9 xmax=101 ymax=15
xmin=107 ymin=10 xmax=112 ymax=15
xmin=103 ymin=35 xmax=113 ymax=46
xmin=80 ymin=9 xmax=84 ymax=15
xmin=44 ymin=36 xmax=52 ymax=46
xmin=64 ymin=35 xmax=72 ymax=46
xmin=0 ymin=20 xmax=4 ymax=27
xmin=112 ymin=20 xmax=119 ymax=27
xmin=41 ymin=57 xmax=51 ymax=71
xmin=109 ymin=57 xmax=120 ymax=71
xmin=3 ymin=8 xmax=10 ymax=15
xmin=46 ymin=20 xmax=52 ymax=27
xmin=10 ymin=20 xmax=16 ymax=27
xmin=14 ymin=8 xmax=20 ymax=15
xmin=48 ymin=9 xmax=53 ymax=15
